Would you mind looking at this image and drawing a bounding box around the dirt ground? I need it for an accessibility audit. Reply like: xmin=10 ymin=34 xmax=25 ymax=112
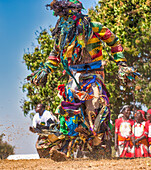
xmin=0 ymin=158 xmax=151 ymax=170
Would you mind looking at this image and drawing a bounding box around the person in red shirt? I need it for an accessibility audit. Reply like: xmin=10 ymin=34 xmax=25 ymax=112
xmin=115 ymin=105 xmax=134 ymax=157
xmin=146 ymin=109 xmax=151 ymax=157
xmin=131 ymin=110 xmax=148 ymax=157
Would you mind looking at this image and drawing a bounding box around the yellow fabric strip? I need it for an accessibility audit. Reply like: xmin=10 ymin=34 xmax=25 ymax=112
xmin=87 ymin=37 xmax=100 ymax=45
xmin=92 ymin=56 xmax=103 ymax=62
xmin=98 ymin=27 xmax=107 ymax=37
xmin=92 ymin=27 xmax=99 ymax=33
xmin=48 ymin=60 xmax=58 ymax=66
xmin=111 ymin=40 xmax=121 ymax=47
xmin=103 ymin=34 xmax=116 ymax=44
xmin=88 ymin=46 xmax=103 ymax=56
xmin=114 ymin=58 xmax=127 ymax=62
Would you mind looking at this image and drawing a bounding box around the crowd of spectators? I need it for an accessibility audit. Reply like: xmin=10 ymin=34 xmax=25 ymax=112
xmin=115 ymin=105 xmax=151 ymax=158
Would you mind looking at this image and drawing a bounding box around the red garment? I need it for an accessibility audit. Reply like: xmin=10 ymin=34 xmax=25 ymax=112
xmin=146 ymin=120 xmax=151 ymax=157
xmin=131 ymin=121 xmax=148 ymax=157
xmin=115 ymin=118 xmax=134 ymax=157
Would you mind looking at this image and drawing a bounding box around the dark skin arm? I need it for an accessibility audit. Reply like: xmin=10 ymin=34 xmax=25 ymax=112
xmin=114 ymin=133 xmax=118 ymax=151
xmin=132 ymin=135 xmax=146 ymax=146
xmin=36 ymin=123 xmax=49 ymax=130
xmin=29 ymin=126 xmax=42 ymax=133
xmin=29 ymin=124 xmax=49 ymax=133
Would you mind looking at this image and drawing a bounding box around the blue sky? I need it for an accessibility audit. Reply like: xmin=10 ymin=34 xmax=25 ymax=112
xmin=0 ymin=0 xmax=98 ymax=154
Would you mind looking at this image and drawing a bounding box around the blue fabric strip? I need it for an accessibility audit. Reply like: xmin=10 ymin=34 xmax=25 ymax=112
xmin=69 ymin=60 xmax=102 ymax=72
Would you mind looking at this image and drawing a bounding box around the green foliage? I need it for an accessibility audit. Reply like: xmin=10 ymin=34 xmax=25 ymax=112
xmin=0 ymin=134 xmax=14 ymax=159
xmin=88 ymin=0 xmax=151 ymax=121
xmin=22 ymin=29 xmax=68 ymax=116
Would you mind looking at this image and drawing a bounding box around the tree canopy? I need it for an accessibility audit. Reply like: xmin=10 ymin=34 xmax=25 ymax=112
xmin=22 ymin=0 xmax=151 ymax=122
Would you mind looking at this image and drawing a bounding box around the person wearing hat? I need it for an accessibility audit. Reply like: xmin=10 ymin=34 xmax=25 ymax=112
xmin=131 ymin=110 xmax=148 ymax=157
xmin=146 ymin=109 xmax=151 ymax=157
xmin=115 ymin=105 xmax=134 ymax=157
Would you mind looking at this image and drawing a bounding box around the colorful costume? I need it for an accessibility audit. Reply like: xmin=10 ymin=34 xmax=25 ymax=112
xmin=131 ymin=121 xmax=148 ymax=157
xmin=28 ymin=0 xmax=130 ymax=159
xmin=115 ymin=117 xmax=134 ymax=157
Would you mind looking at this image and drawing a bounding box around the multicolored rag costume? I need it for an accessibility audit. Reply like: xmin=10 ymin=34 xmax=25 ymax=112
xmin=115 ymin=118 xmax=134 ymax=157
xmin=28 ymin=0 xmax=129 ymax=159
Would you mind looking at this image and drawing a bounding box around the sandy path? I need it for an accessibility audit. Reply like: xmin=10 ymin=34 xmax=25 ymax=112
xmin=0 ymin=158 xmax=151 ymax=170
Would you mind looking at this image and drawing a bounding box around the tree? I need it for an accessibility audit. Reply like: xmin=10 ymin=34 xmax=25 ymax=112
xmin=88 ymin=0 xmax=151 ymax=121
xmin=0 ymin=134 xmax=14 ymax=159
xmin=22 ymin=29 xmax=68 ymax=117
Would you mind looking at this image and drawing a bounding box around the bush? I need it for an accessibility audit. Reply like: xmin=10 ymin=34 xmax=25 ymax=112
xmin=0 ymin=134 xmax=15 ymax=159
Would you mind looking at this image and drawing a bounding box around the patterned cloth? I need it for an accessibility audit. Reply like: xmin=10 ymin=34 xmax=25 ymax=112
xmin=115 ymin=118 xmax=134 ymax=157
xmin=131 ymin=121 xmax=149 ymax=157
xmin=47 ymin=21 xmax=126 ymax=71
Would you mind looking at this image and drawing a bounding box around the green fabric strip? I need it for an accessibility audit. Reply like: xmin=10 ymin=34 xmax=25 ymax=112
xmin=86 ymin=41 xmax=100 ymax=51
xmin=113 ymin=52 xmax=125 ymax=60
xmin=59 ymin=115 xmax=68 ymax=135
xmin=107 ymin=37 xmax=119 ymax=46
xmin=90 ymin=22 xmax=103 ymax=33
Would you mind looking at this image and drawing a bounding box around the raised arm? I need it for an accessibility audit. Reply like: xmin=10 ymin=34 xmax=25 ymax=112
xmin=90 ymin=21 xmax=127 ymax=65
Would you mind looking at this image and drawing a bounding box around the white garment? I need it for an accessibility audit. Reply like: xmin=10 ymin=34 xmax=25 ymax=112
xmin=32 ymin=110 xmax=56 ymax=128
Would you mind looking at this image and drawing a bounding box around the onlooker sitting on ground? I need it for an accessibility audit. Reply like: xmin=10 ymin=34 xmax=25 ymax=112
xmin=29 ymin=103 xmax=58 ymax=133
xmin=115 ymin=105 xmax=134 ymax=157
xmin=29 ymin=103 xmax=59 ymax=158
xmin=131 ymin=110 xmax=148 ymax=157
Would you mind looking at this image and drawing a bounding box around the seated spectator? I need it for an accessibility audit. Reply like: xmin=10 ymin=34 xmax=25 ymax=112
xmin=146 ymin=109 xmax=151 ymax=157
xmin=115 ymin=105 xmax=134 ymax=157
xmin=29 ymin=103 xmax=58 ymax=132
xmin=29 ymin=103 xmax=58 ymax=158
xmin=131 ymin=110 xmax=148 ymax=157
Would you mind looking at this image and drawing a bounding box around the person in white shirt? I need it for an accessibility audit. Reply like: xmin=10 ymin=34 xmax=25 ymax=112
xmin=29 ymin=103 xmax=58 ymax=132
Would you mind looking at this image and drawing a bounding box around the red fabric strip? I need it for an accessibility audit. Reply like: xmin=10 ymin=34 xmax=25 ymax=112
xmin=101 ymin=29 xmax=112 ymax=40
xmin=111 ymin=44 xmax=123 ymax=53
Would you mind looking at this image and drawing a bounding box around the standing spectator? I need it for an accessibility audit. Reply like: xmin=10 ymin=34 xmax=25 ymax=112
xmin=115 ymin=105 xmax=134 ymax=157
xmin=146 ymin=109 xmax=151 ymax=157
xmin=131 ymin=110 xmax=148 ymax=157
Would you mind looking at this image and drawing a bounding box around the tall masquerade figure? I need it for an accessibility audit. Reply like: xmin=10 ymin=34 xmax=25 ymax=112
xmin=28 ymin=0 xmax=135 ymax=159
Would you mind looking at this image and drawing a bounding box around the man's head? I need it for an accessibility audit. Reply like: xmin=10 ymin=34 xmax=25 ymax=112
xmin=146 ymin=109 xmax=151 ymax=121
xmin=120 ymin=105 xmax=131 ymax=119
xmin=35 ymin=104 xmax=45 ymax=116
